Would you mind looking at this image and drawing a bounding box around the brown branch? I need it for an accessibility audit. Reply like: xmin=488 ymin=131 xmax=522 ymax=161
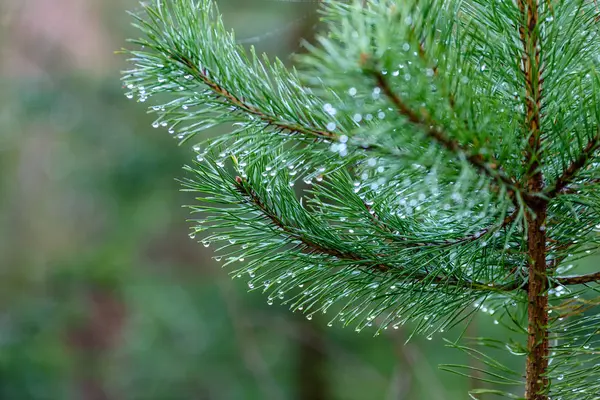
xmin=546 ymin=133 xmax=600 ymax=198
xmin=172 ymin=53 xmax=338 ymax=140
xmin=558 ymin=178 xmax=600 ymax=195
xmin=235 ymin=177 xmax=387 ymax=272
xmin=555 ymin=271 xmax=600 ymax=287
xmin=235 ymin=176 xmax=387 ymax=272
xmin=364 ymin=198 xmax=520 ymax=248
xmin=445 ymin=210 xmax=521 ymax=246
xmin=372 ymin=71 xmax=524 ymax=202
xmin=234 ymin=176 xmax=522 ymax=292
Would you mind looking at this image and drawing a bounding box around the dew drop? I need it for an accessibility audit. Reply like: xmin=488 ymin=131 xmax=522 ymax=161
xmin=323 ymin=103 xmax=336 ymax=115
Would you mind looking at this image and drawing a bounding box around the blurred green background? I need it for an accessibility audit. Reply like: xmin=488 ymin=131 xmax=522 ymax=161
xmin=0 ymin=1 xmax=597 ymax=399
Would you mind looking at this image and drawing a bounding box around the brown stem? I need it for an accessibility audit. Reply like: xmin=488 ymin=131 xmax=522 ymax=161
xmin=235 ymin=176 xmax=387 ymax=273
xmin=518 ymin=0 xmax=548 ymax=398
xmin=234 ymin=176 xmax=521 ymax=292
xmin=365 ymin=198 xmax=520 ymax=247
xmin=558 ymin=178 xmax=600 ymax=195
xmin=172 ymin=54 xmax=338 ymax=140
xmin=556 ymin=271 xmax=600 ymax=286
xmin=547 ymin=133 xmax=600 ymax=198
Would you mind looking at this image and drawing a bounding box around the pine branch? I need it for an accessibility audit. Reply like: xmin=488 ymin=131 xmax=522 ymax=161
xmin=234 ymin=176 xmax=521 ymax=293
xmin=546 ymin=132 xmax=600 ymax=198
xmin=365 ymin=197 xmax=520 ymax=248
xmin=444 ymin=210 xmax=521 ymax=247
xmin=173 ymin=54 xmax=338 ymax=141
xmin=234 ymin=176 xmax=386 ymax=273
xmin=371 ymin=70 xmax=524 ymax=202
xmin=556 ymin=272 xmax=600 ymax=286
xmin=558 ymin=178 xmax=600 ymax=195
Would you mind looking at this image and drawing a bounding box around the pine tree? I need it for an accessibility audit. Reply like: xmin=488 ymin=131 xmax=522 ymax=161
xmin=122 ymin=0 xmax=600 ymax=398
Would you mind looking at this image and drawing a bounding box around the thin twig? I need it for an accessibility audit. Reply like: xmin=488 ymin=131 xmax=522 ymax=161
xmin=547 ymin=133 xmax=600 ymax=198
xmin=558 ymin=178 xmax=600 ymax=195
xmin=555 ymin=271 xmax=600 ymax=286
xmin=364 ymin=199 xmax=520 ymax=248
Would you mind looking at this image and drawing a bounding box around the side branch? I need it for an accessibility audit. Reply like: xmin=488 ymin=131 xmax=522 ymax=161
xmin=234 ymin=176 xmax=386 ymax=273
xmin=555 ymin=272 xmax=600 ymax=287
xmin=372 ymin=71 xmax=523 ymax=201
xmin=546 ymin=133 xmax=600 ymax=198
xmin=444 ymin=210 xmax=520 ymax=246
xmin=234 ymin=177 xmax=521 ymax=292
xmin=173 ymin=54 xmax=338 ymax=140
xmin=558 ymin=178 xmax=600 ymax=195
xmin=364 ymin=198 xmax=520 ymax=248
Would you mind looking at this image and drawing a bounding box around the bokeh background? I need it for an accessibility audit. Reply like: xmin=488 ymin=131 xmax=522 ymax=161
xmin=0 ymin=1 xmax=598 ymax=399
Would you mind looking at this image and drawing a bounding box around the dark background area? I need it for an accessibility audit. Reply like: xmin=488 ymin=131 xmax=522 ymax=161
xmin=0 ymin=1 xmax=597 ymax=399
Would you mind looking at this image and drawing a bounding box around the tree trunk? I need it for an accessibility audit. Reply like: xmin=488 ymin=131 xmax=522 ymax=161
xmin=525 ymin=201 xmax=549 ymax=399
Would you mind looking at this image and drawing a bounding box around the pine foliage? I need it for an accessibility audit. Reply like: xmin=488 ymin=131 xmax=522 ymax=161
xmin=122 ymin=0 xmax=600 ymax=398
